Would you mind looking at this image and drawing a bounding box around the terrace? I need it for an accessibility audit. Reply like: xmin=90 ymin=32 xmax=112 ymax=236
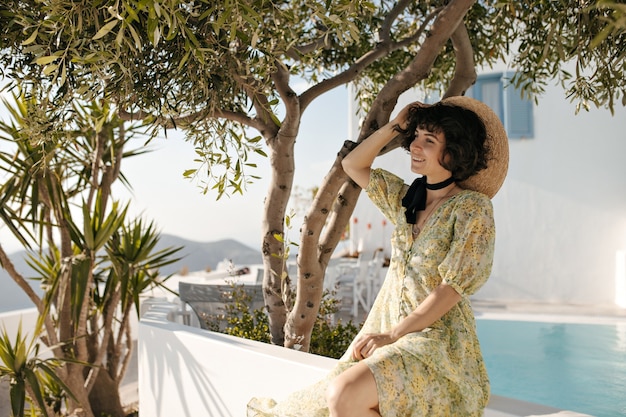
xmin=4 ymin=260 xmax=618 ymax=417
xmin=2 ymin=260 xmax=618 ymax=417
xmin=137 ymin=296 xmax=595 ymax=417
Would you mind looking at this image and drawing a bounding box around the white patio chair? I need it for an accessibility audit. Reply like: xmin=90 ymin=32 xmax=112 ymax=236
xmin=335 ymin=249 xmax=385 ymax=318
xmin=364 ymin=249 xmax=385 ymax=307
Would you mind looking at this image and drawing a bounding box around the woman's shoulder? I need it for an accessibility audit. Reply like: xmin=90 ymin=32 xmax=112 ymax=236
xmin=452 ymin=189 xmax=493 ymax=209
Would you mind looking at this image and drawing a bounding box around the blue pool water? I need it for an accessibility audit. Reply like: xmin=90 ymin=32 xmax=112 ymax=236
xmin=476 ymin=318 xmax=626 ymax=417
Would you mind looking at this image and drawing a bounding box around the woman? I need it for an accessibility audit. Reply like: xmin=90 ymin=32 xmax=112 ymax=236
xmin=248 ymin=96 xmax=508 ymax=417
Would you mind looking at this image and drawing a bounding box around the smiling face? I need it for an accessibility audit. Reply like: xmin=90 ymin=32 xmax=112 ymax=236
xmin=400 ymin=103 xmax=489 ymax=183
xmin=409 ymin=128 xmax=452 ymax=182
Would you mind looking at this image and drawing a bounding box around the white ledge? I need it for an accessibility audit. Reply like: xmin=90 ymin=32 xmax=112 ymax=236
xmin=138 ymin=298 xmax=593 ymax=417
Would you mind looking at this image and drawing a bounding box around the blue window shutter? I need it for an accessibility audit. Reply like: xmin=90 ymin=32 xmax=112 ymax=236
xmin=503 ymin=72 xmax=534 ymax=139
xmin=468 ymin=72 xmax=535 ymax=139
xmin=480 ymin=78 xmax=503 ymax=121
xmin=467 ymin=74 xmax=504 ymax=124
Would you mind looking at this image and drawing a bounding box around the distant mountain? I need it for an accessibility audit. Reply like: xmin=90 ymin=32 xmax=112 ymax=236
xmin=154 ymin=235 xmax=263 ymax=275
xmin=0 ymin=235 xmax=262 ymax=313
xmin=0 ymin=252 xmax=42 ymax=313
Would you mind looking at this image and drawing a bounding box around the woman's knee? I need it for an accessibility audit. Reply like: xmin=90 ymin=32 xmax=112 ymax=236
xmin=326 ymin=364 xmax=379 ymax=415
xmin=326 ymin=377 xmax=353 ymax=415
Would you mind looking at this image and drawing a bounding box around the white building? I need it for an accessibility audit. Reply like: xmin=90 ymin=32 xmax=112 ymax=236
xmin=348 ymin=70 xmax=626 ymax=309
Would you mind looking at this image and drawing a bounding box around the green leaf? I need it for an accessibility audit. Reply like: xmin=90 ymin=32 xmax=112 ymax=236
xmin=153 ymin=25 xmax=161 ymax=46
xmin=60 ymin=63 xmax=67 ymax=86
xmin=177 ymin=50 xmax=191 ymax=72
xmin=65 ymin=213 xmax=85 ymax=250
xmin=82 ymin=203 xmax=95 ymax=250
xmin=126 ymin=7 xmax=139 ymax=22
xmin=38 ymin=362 xmax=78 ymax=402
xmin=42 ymin=64 xmax=58 ymax=76
xmin=182 ymin=26 xmax=200 ymax=48
xmin=22 ymin=29 xmax=39 ymax=46
xmin=127 ymin=23 xmax=142 ymax=48
xmin=9 ymin=378 xmax=25 ymax=417
xmin=92 ymin=20 xmax=119 ymax=40
xmin=24 ymin=370 xmax=49 ymax=417
xmin=115 ymin=25 xmax=125 ymax=46
xmin=34 ymin=55 xmax=60 ymax=65
xmin=590 ymin=24 xmax=613 ymax=49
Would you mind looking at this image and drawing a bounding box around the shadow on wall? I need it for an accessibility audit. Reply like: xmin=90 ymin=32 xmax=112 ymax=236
xmin=138 ymin=299 xmax=336 ymax=417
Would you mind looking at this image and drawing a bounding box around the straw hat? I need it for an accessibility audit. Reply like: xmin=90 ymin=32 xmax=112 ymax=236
xmin=440 ymin=96 xmax=509 ymax=199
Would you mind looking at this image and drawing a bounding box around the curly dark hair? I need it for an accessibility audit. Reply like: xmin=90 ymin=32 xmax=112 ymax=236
xmin=395 ymin=103 xmax=490 ymax=181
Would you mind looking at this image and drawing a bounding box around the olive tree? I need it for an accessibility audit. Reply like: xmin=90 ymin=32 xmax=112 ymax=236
xmin=1 ymin=0 xmax=624 ymax=353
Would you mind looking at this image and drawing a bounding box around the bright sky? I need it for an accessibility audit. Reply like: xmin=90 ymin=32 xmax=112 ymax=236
xmin=0 ymin=85 xmax=351 ymax=254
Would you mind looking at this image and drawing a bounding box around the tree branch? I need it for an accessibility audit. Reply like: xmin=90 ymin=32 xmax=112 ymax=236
xmin=443 ymin=21 xmax=477 ymax=98
xmin=272 ymin=62 xmax=300 ymax=137
xmin=85 ymin=282 xmax=122 ymax=394
xmin=379 ymin=0 xmax=416 ymax=41
xmin=116 ymin=320 xmax=133 ymax=386
xmin=288 ymin=0 xmax=418 ymax=60
xmin=358 ymin=0 xmax=476 ymax=146
xmin=0 ymin=244 xmax=44 ymax=312
xmin=298 ymin=4 xmax=442 ymax=112
xmin=96 ymin=123 xmax=124 ymax=214
xmin=235 ymin=75 xmax=280 ymax=139
xmin=0 ymin=243 xmax=62 ymax=361
xmin=87 ymin=130 xmax=106 ymax=210
xmin=307 ymin=0 xmax=477 ymax=266
xmin=313 ymin=146 xmax=361 ymax=266
xmin=395 ymin=7 xmax=445 ymax=49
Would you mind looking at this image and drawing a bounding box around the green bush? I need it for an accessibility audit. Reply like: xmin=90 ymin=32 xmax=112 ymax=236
xmin=222 ymin=285 xmax=271 ymax=343
xmin=206 ymin=284 xmax=360 ymax=359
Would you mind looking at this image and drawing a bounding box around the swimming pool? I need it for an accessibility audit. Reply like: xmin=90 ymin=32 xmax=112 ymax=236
xmin=476 ymin=317 xmax=626 ymax=417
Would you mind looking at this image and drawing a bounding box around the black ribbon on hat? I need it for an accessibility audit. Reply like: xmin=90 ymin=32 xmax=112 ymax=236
xmin=402 ymin=176 xmax=455 ymax=224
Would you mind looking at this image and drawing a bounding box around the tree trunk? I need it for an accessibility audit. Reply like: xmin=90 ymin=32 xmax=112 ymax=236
xmin=88 ymin=370 xmax=126 ymax=417
xmin=284 ymin=149 xmax=360 ymax=351
xmin=283 ymin=259 xmax=324 ymax=351
xmin=262 ymin=133 xmax=296 ymax=345
xmin=65 ymin=362 xmax=96 ymax=417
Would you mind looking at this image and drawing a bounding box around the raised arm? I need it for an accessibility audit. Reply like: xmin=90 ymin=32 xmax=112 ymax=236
xmin=341 ymin=102 xmax=418 ymax=189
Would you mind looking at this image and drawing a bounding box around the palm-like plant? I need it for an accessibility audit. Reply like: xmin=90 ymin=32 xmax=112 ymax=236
xmin=0 ymin=88 xmax=182 ymax=416
xmin=0 ymin=322 xmax=74 ymax=417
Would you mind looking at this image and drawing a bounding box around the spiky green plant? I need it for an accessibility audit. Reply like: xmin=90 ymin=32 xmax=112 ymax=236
xmin=0 ymin=89 xmax=183 ymax=417
xmin=0 ymin=322 xmax=74 ymax=417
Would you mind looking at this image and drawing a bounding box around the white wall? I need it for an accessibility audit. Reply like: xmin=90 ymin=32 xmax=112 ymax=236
xmin=0 ymin=308 xmax=39 ymax=344
xmin=348 ymin=81 xmax=626 ymax=308
xmin=138 ymin=298 xmax=336 ymax=417
xmin=486 ymin=88 xmax=626 ymax=306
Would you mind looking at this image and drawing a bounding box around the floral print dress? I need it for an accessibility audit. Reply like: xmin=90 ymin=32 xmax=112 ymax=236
xmin=248 ymin=168 xmax=495 ymax=417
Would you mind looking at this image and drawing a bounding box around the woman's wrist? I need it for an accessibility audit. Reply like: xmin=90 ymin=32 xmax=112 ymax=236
xmin=389 ymin=327 xmax=403 ymax=342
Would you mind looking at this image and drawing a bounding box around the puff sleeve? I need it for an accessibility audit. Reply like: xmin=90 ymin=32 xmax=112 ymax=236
xmin=438 ymin=192 xmax=495 ymax=297
xmin=364 ymin=168 xmax=408 ymax=226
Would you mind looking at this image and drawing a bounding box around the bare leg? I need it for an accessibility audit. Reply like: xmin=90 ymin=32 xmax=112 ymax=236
xmin=326 ymin=362 xmax=381 ymax=417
